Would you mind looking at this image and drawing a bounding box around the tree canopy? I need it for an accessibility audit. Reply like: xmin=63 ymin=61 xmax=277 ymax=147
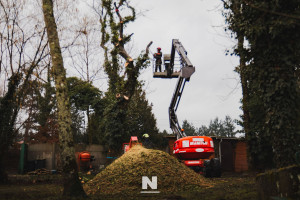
xmin=182 ymin=116 xmax=238 ymax=137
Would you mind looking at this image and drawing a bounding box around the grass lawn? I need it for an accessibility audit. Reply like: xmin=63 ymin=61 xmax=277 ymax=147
xmin=180 ymin=172 xmax=257 ymax=200
xmin=0 ymin=172 xmax=257 ymax=200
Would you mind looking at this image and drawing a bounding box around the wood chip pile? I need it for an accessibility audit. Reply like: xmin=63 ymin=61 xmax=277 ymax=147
xmin=84 ymin=145 xmax=213 ymax=196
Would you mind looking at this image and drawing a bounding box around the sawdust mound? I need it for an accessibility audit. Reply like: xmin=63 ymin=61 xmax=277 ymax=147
xmin=85 ymin=145 xmax=213 ymax=196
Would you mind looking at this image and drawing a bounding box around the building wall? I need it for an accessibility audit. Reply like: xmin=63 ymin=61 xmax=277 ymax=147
xmin=27 ymin=143 xmax=108 ymax=171
xmin=28 ymin=143 xmax=56 ymax=170
xmin=212 ymin=137 xmax=249 ymax=172
xmin=221 ymin=140 xmax=235 ymax=171
xmin=234 ymin=141 xmax=248 ymax=172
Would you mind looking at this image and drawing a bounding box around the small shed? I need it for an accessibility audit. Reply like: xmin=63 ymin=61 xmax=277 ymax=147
xmin=211 ymin=136 xmax=248 ymax=172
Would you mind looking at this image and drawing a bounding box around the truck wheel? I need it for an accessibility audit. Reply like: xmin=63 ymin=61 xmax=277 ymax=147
xmin=189 ymin=166 xmax=201 ymax=173
xmin=203 ymin=160 xmax=211 ymax=178
xmin=211 ymin=158 xmax=221 ymax=177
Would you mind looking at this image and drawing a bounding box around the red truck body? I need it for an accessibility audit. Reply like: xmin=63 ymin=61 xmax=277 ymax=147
xmin=173 ymin=136 xmax=220 ymax=177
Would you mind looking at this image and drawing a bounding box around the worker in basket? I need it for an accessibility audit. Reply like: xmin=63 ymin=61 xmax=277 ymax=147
xmin=154 ymin=47 xmax=162 ymax=72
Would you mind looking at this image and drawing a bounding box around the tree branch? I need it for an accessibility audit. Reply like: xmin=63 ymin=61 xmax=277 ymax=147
xmin=243 ymin=0 xmax=300 ymax=21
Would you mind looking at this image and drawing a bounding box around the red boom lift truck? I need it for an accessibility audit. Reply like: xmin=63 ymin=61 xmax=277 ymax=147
xmin=154 ymin=39 xmax=221 ymax=177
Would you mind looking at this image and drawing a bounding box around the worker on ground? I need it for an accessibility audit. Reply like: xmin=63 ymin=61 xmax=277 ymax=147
xmin=154 ymin=47 xmax=162 ymax=72
xmin=181 ymin=128 xmax=185 ymax=135
xmin=142 ymin=133 xmax=152 ymax=148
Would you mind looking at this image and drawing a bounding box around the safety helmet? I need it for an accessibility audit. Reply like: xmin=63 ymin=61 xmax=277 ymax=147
xmin=157 ymin=47 xmax=161 ymax=50
xmin=143 ymin=133 xmax=149 ymax=138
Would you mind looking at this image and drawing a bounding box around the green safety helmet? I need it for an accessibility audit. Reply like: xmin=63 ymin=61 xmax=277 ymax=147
xmin=143 ymin=133 xmax=149 ymax=138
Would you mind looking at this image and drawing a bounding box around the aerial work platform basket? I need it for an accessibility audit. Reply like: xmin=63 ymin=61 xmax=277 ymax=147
xmin=152 ymin=54 xmax=181 ymax=78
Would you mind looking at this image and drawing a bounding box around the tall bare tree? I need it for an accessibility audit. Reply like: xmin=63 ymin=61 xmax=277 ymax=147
xmin=42 ymin=0 xmax=86 ymax=197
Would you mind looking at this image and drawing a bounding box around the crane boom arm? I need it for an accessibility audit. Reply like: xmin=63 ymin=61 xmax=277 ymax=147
xmin=170 ymin=39 xmax=193 ymax=69
xmin=168 ymin=39 xmax=195 ymax=139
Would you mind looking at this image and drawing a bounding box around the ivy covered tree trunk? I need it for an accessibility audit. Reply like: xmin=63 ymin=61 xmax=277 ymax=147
xmin=42 ymin=0 xmax=86 ymax=197
xmin=247 ymin=1 xmax=300 ymax=168
xmin=223 ymin=0 xmax=300 ymax=168
xmin=233 ymin=2 xmax=274 ymax=170
xmin=0 ymin=74 xmax=21 ymax=183
xmin=97 ymin=0 xmax=152 ymax=153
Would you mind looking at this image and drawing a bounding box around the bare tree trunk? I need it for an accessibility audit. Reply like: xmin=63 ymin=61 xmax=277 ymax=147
xmin=42 ymin=0 xmax=86 ymax=197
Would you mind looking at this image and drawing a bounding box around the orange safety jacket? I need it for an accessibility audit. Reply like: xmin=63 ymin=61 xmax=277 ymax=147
xmin=154 ymin=52 xmax=162 ymax=59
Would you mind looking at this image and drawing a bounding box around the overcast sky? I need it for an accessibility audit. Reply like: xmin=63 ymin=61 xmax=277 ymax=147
xmin=124 ymin=0 xmax=242 ymax=132
xmin=76 ymin=0 xmax=242 ymax=133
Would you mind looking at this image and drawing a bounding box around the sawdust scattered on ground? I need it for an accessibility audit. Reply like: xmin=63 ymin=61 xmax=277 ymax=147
xmin=84 ymin=145 xmax=214 ymax=196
